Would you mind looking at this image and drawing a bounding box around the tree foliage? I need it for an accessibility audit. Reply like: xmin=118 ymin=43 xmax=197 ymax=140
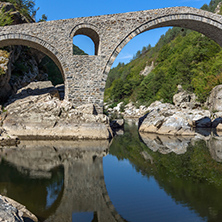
xmin=4 ymin=0 xmax=36 ymax=18
xmin=0 ymin=8 xmax=13 ymax=26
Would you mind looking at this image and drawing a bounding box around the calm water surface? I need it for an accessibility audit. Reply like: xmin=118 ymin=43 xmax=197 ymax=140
xmin=1 ymin=120 xmax=222 ymax=221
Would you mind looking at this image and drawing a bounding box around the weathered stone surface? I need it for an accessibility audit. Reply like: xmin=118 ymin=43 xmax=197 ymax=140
xmin=206 ymin=85 xmax=222 ymax=112
xmin=173 ymin=85 xmax=200 ymax=109
xmin=106 ymin=102 xmax=150 ymax=118
xmin=138 ymin=101 xmax=211 ymax=136
xmin=0 ymin=195 xmax=37 ymax=222
xmin=1 ymin=81 xmax=112 ymax=140
xmin=195 ymin=117 xmax=212 ymax=128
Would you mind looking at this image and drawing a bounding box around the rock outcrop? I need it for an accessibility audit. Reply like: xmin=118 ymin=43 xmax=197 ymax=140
xmin=138 ymin=101 xmax=211 ymax=136
xmin=1 ymin=81 xmax=112 ymax=140
xmin=173 ymin=85 xmax=200 ymax=109
xmin=205 ymin=84 xmax=222 ymax=112
xmin=0 ymin=195 xmax=37 ymax=222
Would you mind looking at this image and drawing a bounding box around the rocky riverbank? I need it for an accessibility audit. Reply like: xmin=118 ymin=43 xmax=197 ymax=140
xmin=0 ymin=81 xmax=112 ymax=144
xmin=107 ymin=85 xmax=222 ymax=136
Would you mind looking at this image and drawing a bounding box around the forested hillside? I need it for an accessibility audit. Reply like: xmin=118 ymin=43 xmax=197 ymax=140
xmin=105 ymin=0 xmax=222 ymax=107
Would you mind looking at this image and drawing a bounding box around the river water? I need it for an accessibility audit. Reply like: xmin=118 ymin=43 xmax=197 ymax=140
xmin=1 ymin=120 xmax=222 ymax=221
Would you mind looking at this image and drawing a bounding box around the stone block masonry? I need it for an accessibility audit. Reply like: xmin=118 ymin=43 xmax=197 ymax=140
xmin=0 ymin=6 xmax=222 ymax=113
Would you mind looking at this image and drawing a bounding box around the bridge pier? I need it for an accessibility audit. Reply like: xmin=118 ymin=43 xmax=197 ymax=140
xmin=65 ymin=55 xmax=109 ymax=114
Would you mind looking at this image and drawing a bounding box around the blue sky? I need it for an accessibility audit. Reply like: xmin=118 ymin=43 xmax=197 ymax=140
xmin=35 ymin=0 xmax=211 ymax=66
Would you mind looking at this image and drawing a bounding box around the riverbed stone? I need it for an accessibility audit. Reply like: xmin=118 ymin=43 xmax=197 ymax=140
xmin=0 ymin=195 xmax=37 ymax=222
xmin=138 ymin=101 xmax=212 ymax=136
xmin=206 ymin=84 xmax=222 ymax=112
xmin=1 ymin=81 xmax=112 ymax=140
xmin=173 ymin=85 xmax=200 ymax=109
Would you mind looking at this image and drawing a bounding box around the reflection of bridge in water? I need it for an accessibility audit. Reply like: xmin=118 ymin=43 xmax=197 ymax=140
xmin=0 ymin=140 xmax=125 ymax=222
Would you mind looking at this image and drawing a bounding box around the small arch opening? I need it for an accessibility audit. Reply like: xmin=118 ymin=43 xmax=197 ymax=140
xmin=73 ymin=34 xmax=94 ymax=55
xmin=72 ymin=27 xmax=100 ymax=55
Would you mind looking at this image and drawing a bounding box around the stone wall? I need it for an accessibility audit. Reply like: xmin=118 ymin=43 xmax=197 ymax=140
xmin=0 ymin=7 xmax=222 ymax=113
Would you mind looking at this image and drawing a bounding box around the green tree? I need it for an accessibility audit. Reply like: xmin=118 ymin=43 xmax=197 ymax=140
xmin=38 ymin=13 xmax=47 ymax=22
xmin=0 ymin=8 xmax=13 ymax=26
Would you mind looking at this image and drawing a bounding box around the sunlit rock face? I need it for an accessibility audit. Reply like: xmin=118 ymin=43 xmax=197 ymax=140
xmin=1 ymin=81 xmax=112 ymax=140
xmin=206 ymin=85 xmax=222 ymax=112
xmin=138 ymin=101 xmax=211 ymax=136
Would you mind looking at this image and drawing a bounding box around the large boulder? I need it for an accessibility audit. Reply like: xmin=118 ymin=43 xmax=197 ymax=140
xmin=173 ymin=85 xmax=200 ymax=109
xmin=139 ymin=101 xmax=211 ymax=136
xmin=206 ymin=85 xmax=222 ymax=112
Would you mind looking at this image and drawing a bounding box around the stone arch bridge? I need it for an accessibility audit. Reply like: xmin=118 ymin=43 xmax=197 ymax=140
xmin=1 ymin=6 xmax=222 ymax=113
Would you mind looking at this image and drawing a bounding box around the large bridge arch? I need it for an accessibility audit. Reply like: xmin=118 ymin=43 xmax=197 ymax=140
xmin=0 ymin=33 xmax=66 ymax=80
xmin=103 ymin=7 xmax=222 ymax=75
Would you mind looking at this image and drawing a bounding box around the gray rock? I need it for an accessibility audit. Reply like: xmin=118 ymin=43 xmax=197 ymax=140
xmin=2 ymin=81 xmax=112 ymax=140
xmin=206 ymin=85 xmax=222 ymax=112
xmin=0 ymin=195 xmax=37 ymax=222
xmin=212 ymin=117 xmax=222 ymax=128
xmin=139 ymin=101 xmax=211 ymax=136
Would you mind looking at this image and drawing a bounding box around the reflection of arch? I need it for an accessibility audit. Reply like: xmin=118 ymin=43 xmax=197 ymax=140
xmin=0 ymin=33 xmax=66 ymax=80
xmin=70 ymin=23 xmax=100 ymax=55
xmin=103 ymin=12 xmax=222 ymax=75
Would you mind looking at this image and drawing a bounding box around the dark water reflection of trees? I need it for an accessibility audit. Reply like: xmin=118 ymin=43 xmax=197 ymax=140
xmin=110 ymin=120 xmax=222 ymax=222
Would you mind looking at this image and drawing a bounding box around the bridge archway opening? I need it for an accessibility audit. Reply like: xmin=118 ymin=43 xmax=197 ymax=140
xmin=0 ymin=38 xmax=65 ymax=103
xmin=73 ymin=34 xmax=95 ymax=55
xmin=104 ymin=13 xmax=222 ymax=75
xmin=104 ymin=14 xmax=222 ymax=106
xmin=71 ymin=27 xmax=100 ymax=55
